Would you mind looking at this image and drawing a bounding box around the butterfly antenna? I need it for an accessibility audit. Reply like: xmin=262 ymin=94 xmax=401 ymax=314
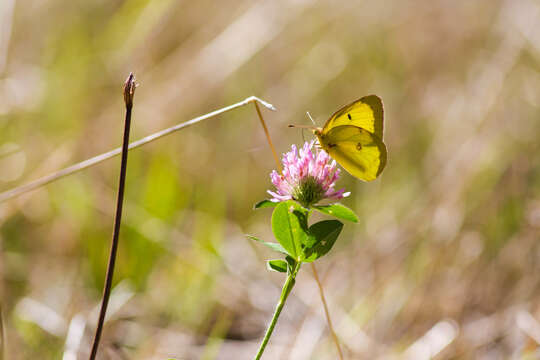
xmin=306 ymin=111 xmax=316 ymax=125
xmin=289 ymin=114 xmax=318 ymax=142
xmin=288 ymin=124 xmax=317 ymax=130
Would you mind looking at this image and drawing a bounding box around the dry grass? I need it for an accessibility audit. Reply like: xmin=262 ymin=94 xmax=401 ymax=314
xmin=1 ymin=0 xmax=540 ymax=359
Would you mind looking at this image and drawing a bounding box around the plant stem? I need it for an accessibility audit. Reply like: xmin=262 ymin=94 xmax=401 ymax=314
xmin=253 ymin=101 xmax=281 ymax=171
xmin=311 ymin=263 xmax=343 ymax=360
xmin=88 ymin=73 xmax=136 ymax=360
xmin=254 ymin=108 xmax=343 ymax=359
xmin=254 ymin=263 xmax=300 ymax=360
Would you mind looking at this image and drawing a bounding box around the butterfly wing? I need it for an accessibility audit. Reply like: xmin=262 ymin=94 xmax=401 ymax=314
xmin=318 ymin=125 xmax=387 ymax=181
xmin=322 ymin=95 xmax=383 ymax=139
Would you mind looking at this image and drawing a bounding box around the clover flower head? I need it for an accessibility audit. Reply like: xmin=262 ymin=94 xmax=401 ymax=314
xmin=268 ymin=141 xmax=350 ymax=207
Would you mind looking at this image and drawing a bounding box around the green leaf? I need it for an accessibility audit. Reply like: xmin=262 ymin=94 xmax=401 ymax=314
xmin=254 ymin=199 xmax=278 ymax=209
xmin=267 ymin=259 xmax=288 ymax=273
xmin=313 ymin=203 xmax=359 ymax=222
xmin=246 ymin=235 xmax=288 ymax=255
xmin=271 ymin=200 xmax=309 ymax=260
xmin=303 ymin=220 xmax=343 ymax=262
xmin=285 ymin=255 xmax=297 ymax=275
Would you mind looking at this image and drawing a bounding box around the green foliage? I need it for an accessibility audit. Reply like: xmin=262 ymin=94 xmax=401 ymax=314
xmin=246 ymin=235 xmax=288 ymax=254
xmin=285 ymin=256 xmax=297 ymax=274
xmin=267 ymin=259 xmax=288 ymax=273
xmin=254 ymin=199 xmax=278 ymax=209
xmin=271 ymin=201 xmax=309 ymax=260
xmin=254 ymin=199 xmax=348 ymax=271
xmin=303 ymin=220 xmax=343 ymax=262
xmin=313 ymin=203 xmax=359 ymax=223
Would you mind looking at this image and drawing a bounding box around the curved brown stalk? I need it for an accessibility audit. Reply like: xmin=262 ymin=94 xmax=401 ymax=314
xmin=88 ymin=73 xmax=136 ymax=360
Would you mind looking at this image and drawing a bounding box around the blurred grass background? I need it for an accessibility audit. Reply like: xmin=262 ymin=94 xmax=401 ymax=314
xmin=1 ymin=0 xmax=540 ymax=359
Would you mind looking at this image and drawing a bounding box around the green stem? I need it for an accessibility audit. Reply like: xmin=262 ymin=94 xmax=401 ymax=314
xmin=253 ymin=262 xmax=300 ymax=360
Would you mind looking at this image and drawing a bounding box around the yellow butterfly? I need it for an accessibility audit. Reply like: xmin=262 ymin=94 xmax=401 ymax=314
xmin=313 ymin=95 xmax=387 ymax=181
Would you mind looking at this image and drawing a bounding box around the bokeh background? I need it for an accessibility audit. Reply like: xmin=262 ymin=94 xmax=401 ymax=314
xmin=1 ymin=0 xmax=540 ymax=359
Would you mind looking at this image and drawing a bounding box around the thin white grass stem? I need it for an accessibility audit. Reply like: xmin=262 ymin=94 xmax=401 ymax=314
xmin=0 ymin=96 xmax=276 ymax=203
